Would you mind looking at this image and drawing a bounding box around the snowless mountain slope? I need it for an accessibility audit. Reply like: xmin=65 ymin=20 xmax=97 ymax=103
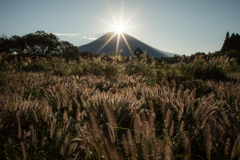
xmin=78 ymin=32 xmax=178 ymax=58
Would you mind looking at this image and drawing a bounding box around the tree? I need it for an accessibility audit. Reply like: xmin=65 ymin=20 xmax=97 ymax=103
xmin=225 ymin=32 xmax=229 ymax=41
xmin=22 ymin=30 xmax=61 ymax=55
xmin=0 ymin=35 xmax=11 ymax=53
xmin=0 ymin=30 xmax=80 ymax=57
xmin=221 ymin=32 xmax=240 ymax=52
xmin=230 ymin=33 xmax=235 ymax=38
xmin=9 ymin=35 xmax=26 ymax=54
xmin=60 ymin=41 xmax=79 ymax=58
xmin=134 ymin=47 xmax=143 ymax=57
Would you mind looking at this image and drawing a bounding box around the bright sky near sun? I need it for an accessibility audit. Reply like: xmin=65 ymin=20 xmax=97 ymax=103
xmin=0 ymin=0 xmax=240 ymax=56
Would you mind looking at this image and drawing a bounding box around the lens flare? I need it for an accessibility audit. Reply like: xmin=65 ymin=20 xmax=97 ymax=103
xmin=94 ymin=1 xmax=146 ymax=56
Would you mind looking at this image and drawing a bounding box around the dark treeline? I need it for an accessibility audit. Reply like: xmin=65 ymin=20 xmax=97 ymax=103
xmin=0 ymin=30 xmax=80 ymax=57
xmin=221 ymin=32 xmax=240 ymax=52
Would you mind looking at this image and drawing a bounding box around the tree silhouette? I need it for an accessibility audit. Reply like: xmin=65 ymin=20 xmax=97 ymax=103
xmin=225 ymin=32 xmax=229 ymax=41
xmin=60 ymin=41 xmax=79 ymax=58
xmin=134 ymin=47 xmax=144 ymax=58
xmin=0 ymin=30 xmax=80 ymax=57
xmin=221 ymin=32 xmax=240 ymax=52
xmin=0 ymin=34 xmax=17 ymax=54
xmin=230 ymin=33 xmax=235 ymax=38
xmin=22 ymin=30 xmax=61 ymax=55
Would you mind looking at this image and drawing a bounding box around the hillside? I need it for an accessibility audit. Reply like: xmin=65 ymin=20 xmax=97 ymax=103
xmin=78 ymin=32 xmax=178 ymax=58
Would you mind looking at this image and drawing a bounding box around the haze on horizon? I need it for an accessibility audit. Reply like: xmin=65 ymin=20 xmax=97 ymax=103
xmin=1 ymin=0 xmax=240 ymax=56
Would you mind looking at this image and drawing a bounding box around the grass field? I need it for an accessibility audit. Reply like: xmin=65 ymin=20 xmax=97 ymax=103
xmin=1 ymin=53 xmax=240 ymax=160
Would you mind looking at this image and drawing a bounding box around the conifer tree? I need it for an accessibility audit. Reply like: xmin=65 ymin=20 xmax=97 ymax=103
xmin=230 ymin=33 xmax=235 ymax=38
xmin=225 ymin=32 xmax=229 ymax=41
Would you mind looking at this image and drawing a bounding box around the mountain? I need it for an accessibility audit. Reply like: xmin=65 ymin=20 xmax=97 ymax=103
xmin=78 ymin=32 xmax=178 ymax=58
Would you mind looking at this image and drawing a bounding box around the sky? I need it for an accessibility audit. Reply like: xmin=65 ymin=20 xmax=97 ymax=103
xmin=0 ymin=0 xmax=240 ymax=56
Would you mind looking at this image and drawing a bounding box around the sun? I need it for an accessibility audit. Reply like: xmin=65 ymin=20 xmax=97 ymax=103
xmin=94 ymin=2 xmax=144 ymax=55
xmin=115 ymin=25 xmax=124 ymax=33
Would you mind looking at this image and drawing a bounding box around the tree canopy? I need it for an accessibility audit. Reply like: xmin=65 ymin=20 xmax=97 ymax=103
xmin=0 ymin=30 xmax=79 ymax=56
xmin=221 ymin=32 xmax=240 ymax=52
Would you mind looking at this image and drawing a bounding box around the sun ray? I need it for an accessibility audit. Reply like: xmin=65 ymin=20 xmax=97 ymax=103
xmin=122 ymin=5 xmax=142 ymax=28
xmin=123 ymin=23 xmax=154 ymax=30
xmin=121 ymin=32 xmax=134 ymax=56
xmin=106 ymin=2 xmax=118 ymax=26
xmin=97 ymin=32 xmax=118 ymax=54
xmin=116 ymin=32 xmax=120 ymax=54
xmin=93 ymin=15 xmax=116 ymax=28
xmin=93 ymin=1 xmax=145 ymax=56
xmin=119 ymin=1 xmax=124 ymax=26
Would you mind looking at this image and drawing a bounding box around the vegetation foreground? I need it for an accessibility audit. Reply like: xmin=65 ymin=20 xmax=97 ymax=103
xmin=1 ymin=52 xmax=240 ymax=160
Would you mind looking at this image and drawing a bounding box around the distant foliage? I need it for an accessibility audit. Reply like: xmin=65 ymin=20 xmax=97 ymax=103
xmin=0 ymin=30 xmax=80 ymax=57
xmin=221 ymin=32 xmax=240 ymax=52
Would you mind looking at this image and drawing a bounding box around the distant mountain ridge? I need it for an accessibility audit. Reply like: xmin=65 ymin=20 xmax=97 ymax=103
xmin=78 ymin=32 xmax=178 ymax=58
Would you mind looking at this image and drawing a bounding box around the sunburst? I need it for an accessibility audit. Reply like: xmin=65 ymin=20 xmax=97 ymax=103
xmin=94 ymin=1 xmax=143 ymax=56
xmin=115 ymin=25 xmax=124 ymax=33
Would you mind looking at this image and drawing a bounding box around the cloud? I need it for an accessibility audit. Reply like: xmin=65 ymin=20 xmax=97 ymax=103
xmin=53 ymin=33 xmax=97 ymax=40
xmin=83 ymin=35 xmax=97 ymax=40
xmin=53 ymin=33 xmax=79 ymax=37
